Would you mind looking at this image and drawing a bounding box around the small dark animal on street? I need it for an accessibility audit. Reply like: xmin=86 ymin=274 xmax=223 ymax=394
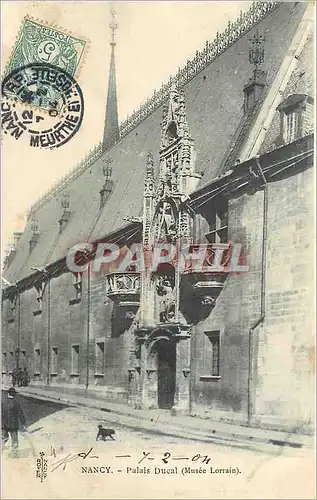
xmin=96 ymin=425 xmax=116 ymax=441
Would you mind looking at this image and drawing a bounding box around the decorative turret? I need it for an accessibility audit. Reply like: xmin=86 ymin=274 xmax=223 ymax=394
xmin=59 ymin=192 xmax=71 ymax=233
xmin=154 ymin=84 xmax=201 ymax=242
xmin=243 ymin=28 xmax=267 ymax=114
xmin=139 ymin=86 xmax=202 ymax=327
xmin=102 ymin=6 xmax=120 ymax=152
xmin=29 ymin=218 xmax=40 ymax=252
xmin=100 ymin=157 xmax=114 ymax=208
xmin=143 ymin=151 xmax=155 ymax=248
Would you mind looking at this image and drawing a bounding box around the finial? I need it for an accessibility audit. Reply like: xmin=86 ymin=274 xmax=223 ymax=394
xmin=249 ymin=29 xmax=265 ymax=74
xmin=31 ymin=218 xmax=39 ymax=233
xmin=102 ymin=157 xmax=113 ymax=179
xmin=109 ymin=3 xmax=118 ymax=46
xmin=170 ymin=81 xmax=178 ymax=94
xmin=61 ymin=192 xmax=70 ymax=210
xmin=146 ymin=151 xmax=154 ymax=169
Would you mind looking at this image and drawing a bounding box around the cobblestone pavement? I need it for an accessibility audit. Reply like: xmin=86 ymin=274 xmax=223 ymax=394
xmin=2 ymin=398 xmax=314 ymax=499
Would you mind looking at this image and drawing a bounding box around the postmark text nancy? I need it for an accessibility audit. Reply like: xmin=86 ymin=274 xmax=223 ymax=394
xmin=80 ymin=465 xmax=242 ymax=476
xmin=1 ymin=63 xmax=84 ymax=149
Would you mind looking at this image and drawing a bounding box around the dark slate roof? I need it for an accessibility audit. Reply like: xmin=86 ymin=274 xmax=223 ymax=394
xmin=4 ymin=1 xmax=307 ymax=282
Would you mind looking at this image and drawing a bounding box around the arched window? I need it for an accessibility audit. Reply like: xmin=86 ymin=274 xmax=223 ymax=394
xmin=166 ymin=121 xmax=178 ymax=142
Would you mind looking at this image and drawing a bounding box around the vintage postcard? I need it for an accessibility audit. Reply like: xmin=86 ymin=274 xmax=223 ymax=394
xmin=1 ymin=1 xmax=315 ymax=499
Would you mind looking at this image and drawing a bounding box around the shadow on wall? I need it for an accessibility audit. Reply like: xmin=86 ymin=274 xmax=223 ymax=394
xmin=180 ymin=295 xmax=215 ymax=325
xmin=111 ymin=305 xmax=137 ymax=337
xmin=1 ymin=390 xmax=67 ymax=427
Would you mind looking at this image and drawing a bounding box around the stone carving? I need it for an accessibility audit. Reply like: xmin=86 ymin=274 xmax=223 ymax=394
xmin=156 ymin=276 xmax=176 ymax=323
xmin=105 ymin=273 xmax=140 ymax=296
xmin=200 ymin=295 xmax=216 ymax=307
xmin=33 ymin=281 xmax=46 ymax=315
xmin=9 ymin=295 xmax=18 ymax=313
xmin=154 ymin=203 xmax=178 ymax=242
xmin=141 ymin=85 xmax=200 ymax=325
xmin=125 ymin=311 xmax=136 ymax=320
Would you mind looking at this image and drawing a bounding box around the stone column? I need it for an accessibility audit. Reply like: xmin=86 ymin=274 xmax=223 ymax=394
xmin=138 ymin=339 xmax=147 ymax=409
xmin=142 ymin=343 xmax=159 ymax=409
xmin=128 ymin=367 xmax=142 ymax=409
xmin=145 ymin=369 xmax=158 ymax=409
xmin=172 ymin=332 xmax=191 ymax=415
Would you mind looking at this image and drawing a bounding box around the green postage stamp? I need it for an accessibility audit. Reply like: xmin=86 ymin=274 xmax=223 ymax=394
xmin=6 ymin=17 xmax=87 ymax=77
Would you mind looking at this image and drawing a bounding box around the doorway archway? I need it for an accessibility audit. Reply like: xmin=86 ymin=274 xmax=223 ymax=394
xmin=146 ymin=335 xmax=176 ymax=410
xmin=156 ymin=340 xmax=176 ymax=409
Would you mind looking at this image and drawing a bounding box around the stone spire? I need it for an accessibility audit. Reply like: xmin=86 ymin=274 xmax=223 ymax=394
xmin=102 ymin=5 xmax=119 ymax=152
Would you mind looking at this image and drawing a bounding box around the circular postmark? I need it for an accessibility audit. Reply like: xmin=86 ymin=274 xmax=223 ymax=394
xmin=1 ymin=62 xmax=84 ymax=149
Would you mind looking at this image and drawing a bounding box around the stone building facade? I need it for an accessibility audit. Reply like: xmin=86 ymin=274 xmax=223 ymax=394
xmin=2 ymin=1 xmax=315 ymax=433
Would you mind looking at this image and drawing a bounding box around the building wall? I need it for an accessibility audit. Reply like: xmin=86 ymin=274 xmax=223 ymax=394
xmin=2 ymin=300 xmax=17 ymax=376
xmin=1 ymin=271 xmax=133 ymax=402
xmin=254 ymin=166 xmax=314 ymax=432
xmin=1 ymin=2 xmax=314 ymax=432
xmin=1 ymin=159 xmax=314 ymax=431
xmin=191 ymin=185 xmax=264 ymax=424
xmin=190 ymin=163 xmax=314 ymax=432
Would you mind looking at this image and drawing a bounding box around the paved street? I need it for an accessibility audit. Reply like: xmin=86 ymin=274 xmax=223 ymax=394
xmin=2 ymin=394 xmax=315 ymax=499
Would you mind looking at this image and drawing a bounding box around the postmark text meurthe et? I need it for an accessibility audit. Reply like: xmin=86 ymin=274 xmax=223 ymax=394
xmin=1 ymin=63 xmax=84 ymax=149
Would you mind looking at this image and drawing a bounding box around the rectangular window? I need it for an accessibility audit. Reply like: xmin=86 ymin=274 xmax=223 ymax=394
xmin=71 ymin=345 xmax=79 ymax=375
xmin=69 ymin=273 xmax=83 ymax=305
xmin=206 ymin=198 xmax=228 ymax=244
xmin=204 ymin=331 xmax=220 ymax=377
xmin=95 ymin=341 xmax=105 ymax=375
xmin=34 ymin=348 xmax=41 ymax=374
xmin=51 ymin=347 xmax=58 ymax=374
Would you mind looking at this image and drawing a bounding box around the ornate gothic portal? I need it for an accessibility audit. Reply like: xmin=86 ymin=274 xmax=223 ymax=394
xmin=130 ymin=85 xmax=202 ymax=413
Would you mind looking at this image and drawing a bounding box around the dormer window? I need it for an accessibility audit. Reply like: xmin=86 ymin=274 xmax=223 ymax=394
xmin=243 ymin=69 xmax=267 ymax=114
xmin=284 ymin=107 xmax=300 ymax=143
xmin=277 ymin=94 xmax=314 ymax=145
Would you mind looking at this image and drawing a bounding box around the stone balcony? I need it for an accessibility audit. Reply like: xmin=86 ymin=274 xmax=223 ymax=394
xmin=181 ymin=270 xmax=226 ymax=307
xmin=104 ymin=272 xmax=140 ymax=307
xmin=180 ymin=243 xmax=228 ymax=306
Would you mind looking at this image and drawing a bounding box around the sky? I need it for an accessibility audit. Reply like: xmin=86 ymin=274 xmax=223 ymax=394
xmin=1 ymin=0 xmax=251 ymax=254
